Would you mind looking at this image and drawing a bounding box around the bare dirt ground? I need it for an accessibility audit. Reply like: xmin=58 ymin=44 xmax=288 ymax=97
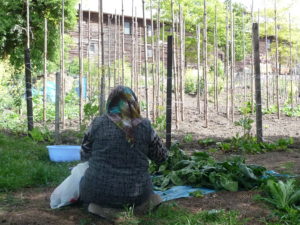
xmin=1 ymin=94 xmax=300 ymax=225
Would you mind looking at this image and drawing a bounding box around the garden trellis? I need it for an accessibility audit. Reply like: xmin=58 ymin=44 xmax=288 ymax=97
xmin=17 ymin=0 xmax=300 ymax=143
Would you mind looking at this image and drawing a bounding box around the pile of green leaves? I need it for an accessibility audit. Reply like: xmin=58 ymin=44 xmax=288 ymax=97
xmin=150 ymin=144 xmax=266 ymax=191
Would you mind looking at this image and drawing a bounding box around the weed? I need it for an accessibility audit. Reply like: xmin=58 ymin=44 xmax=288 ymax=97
xmin=183 ymin=134 xmax=193 ymax=143
xmin=198 ymin=138 xmax=216 ymax=146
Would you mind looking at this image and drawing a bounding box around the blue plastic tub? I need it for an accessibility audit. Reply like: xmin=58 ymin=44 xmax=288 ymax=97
xmin=47 ymin=145 xmax=81 ymax=162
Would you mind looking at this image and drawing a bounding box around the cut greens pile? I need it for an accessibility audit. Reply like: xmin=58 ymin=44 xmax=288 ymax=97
xmin=150 ymin=144 xmax=267 ymax=192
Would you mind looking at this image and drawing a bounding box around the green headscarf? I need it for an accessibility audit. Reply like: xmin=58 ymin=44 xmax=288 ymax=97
xmin=106 ymin=86 xmax=142 ymax=145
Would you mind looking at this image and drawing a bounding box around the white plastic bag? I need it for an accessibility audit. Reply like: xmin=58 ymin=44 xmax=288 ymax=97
xmin=50 ymin=162 xmax=89 ymax=209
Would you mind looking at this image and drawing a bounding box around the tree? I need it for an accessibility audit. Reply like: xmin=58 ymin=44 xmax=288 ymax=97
xmin=0 ymin=0 xmax=78 ymax=71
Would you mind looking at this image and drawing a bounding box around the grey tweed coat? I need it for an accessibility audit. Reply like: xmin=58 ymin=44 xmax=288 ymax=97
xmin=79 ymin=115 xmax=168 ymax=208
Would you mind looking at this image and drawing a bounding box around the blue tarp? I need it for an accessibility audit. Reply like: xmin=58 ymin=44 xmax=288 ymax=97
xmin=32 ymin=78 xmax=87 ymax=103
xmin=155 ymin=186 xmax=215 ymax=202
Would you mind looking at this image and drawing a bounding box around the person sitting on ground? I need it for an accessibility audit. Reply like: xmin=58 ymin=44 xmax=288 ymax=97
xmin=79 ymin=85 xmax=168 ymax=219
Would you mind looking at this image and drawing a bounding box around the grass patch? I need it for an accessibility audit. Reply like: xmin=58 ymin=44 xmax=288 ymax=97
xmin=0 ymin=132 xmax=77 ymax=192
xmin=118 ymin=203 xmax=246 ymax=225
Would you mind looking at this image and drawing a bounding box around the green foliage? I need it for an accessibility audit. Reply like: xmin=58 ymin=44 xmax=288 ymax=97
xmin=259 ymin=179 xmax=300 ymax=213
xmin=0 ymin=0 xmax=78 ymax=71
xmin=136 ymin=203 xmax=245 ymax=225
xmin=150 ymin=144 xmax=266 ymax=191
xmin=183 ymin=134 xmax=193 ymax=143
xmin=184 ymin=69 xmax=201 ymax=95
xmin=84 ymin=100 xmax=99 ymax=122
xmin=239 ymin=102 xmax=254 ymax=115
xmin=28 ymin=127 xmax=54 ymax=143
xmin=153 ymin=114 xmax=166 ymax=132
xmin=198 ymin=138 xmax=216 ymax=146
xmin=189 ymin=190 xmax=204 ymax=198
xmin=234 ymin=117 xmax=254 ymax=136
xmin=0 ymin=133 xmax=75 ymax=191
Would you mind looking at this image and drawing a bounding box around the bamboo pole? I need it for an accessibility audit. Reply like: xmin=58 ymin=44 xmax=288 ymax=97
xmin=98 ymin=1 xmax=101 ymax=108
xmin=150 ymin=0 xmax=156 ymax=121
xmin=142 ymin=0 xmax=149 ymax=118
xmin=99 ymin=0 xmax=105 ymax=114
xmin=118 ymin=15 xmax=121 ymax=85
xmin=225 ymin=3 xmax=229 ymax=119
xmin=135 ymin=7 xmax=138 ymax=93
xmin=251 ymin=0 xmax=255 ymax=113
xmin=114 ymin=10 xmax=117 ymax=87
xmin=122 ymin=0 xmax=125 ymax=85
xmin=55 ymin=71 xmax=61 ymax=143
xmin=196 ymin=24 xmax=201 ymax=114
xmin=43 ymin=18 xmax=47 ymax=123
xmin=166 ymin=35 xmax=173 ymax=149
xmin=275 ymin=0 xmax=280 ymax=119
xmin=131 ymin=0 xmax=135 ymax=90
xmin=179 ymin=5 xmax=184 ymax=121
xmin=61 ymin=0 xmax=65 ymax=129
xmin=172 ymin=0 xmax=179 ymax=129
xmin=203 ymin=0 xmax=208 ymax=128
xmin=25 ymin=0 xmax=34 ymax=132
xmin=79 ymin=2 xmax=83 ymax=126
xmin=289 ymin=13 xmax=293 ymax=109
xmin=108 ymin=15 xmax=111 ymax=92
xmin=88 ymin=10 xmax=91 ymax=99
xmin=264 ymin=2 xmax=269 ymax=110
xmin=230 ymin=1 xmax=234 ymax=122
xmin=156 ymin=0 xmax=161 ymax=118
xmin=253 ymin=23 xmax=263 ymax=142
xmin=161 ymin=21 xmax=165 ymax=107
xmin=214 ymin=4 xmax=218 ymax=111
xmin=242 ymin=12 xmax=246 ymax=103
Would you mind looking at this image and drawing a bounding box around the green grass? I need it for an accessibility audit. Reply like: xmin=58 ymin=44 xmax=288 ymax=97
xmin=0 ymin=132 xmax=76 ymax=192
xmin=119 ymin=203 xmax=246 ymax=225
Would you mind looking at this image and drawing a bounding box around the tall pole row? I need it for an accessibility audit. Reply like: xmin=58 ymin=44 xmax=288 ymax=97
xmin=225 ymin=3 xmax=230 ymax=119
xmin=196 ymin=24 xmax=201 ymax=114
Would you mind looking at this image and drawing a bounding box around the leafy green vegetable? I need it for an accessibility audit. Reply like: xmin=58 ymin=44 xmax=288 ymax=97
xmin=150 ymin=145 xmax=266 ymax=191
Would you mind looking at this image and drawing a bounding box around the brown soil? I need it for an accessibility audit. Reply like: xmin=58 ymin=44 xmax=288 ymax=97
xmin=1 ymin=94 xmax=300 ymax=225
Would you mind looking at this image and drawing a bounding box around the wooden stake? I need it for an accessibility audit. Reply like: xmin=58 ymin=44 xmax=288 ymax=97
xmin=122 ymin=0 xmax=125 ymax=85
xmin=79 ymin=2 xmax=83 ymax=126
xmin=214 ymin=4 xmax=218 ymax=111
xmin=253 ymin=23 xmax=263 ymax=142
xmin=275 ymin=0 xmax=280 ymax=119
xmin=179 ymin=5 xmax=184 ymax=121
xmin=150 ymin=0 xmax=156 ymax=122
xmin=196 ymin=24 xmax=201 ymax=114
xmin=43 ymin=18 xmax=47 ymax=123
xmin=108 ymin=15 xmax=111 ymax=92
xmin=99 ymin=0 xmax=105 ymax=114
xmin=203 ymin=0 xmax=208 ymax=128
xmin=225 ymin=3 xmax=230 ymax=119
xmin=142 ymin=0 xmax=149 ymax=118
xmin=242 ymin=12 xmax=246 ymax=103
xmin=289 ymin=13 xmax=293 ymax=109
xmin=171 ymin=0 xmax=178 ymax=129
xmin=264 ymin=2 xmax=269 ymax=110
xmin=61 ymin=0 xmax=65 ymax=129
xmin=230 ymin=1 xmax=234 ymax=122
xmin=166 ymin=35 xmax=173 ymax=149
xmin=251 ymin=0 xmax=255 ymax=113
xmin=88 ymin=10 xmax=91 ymax=99
xmin=25 ymin=0 xmax=33 ymax=132
xmin=114 ymin=10 xmax=117 ymax=87
xmin=131 ymin=0 xmax=135 ymax=90
xmin=156 ymin=0 xmax=161 ymax=118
